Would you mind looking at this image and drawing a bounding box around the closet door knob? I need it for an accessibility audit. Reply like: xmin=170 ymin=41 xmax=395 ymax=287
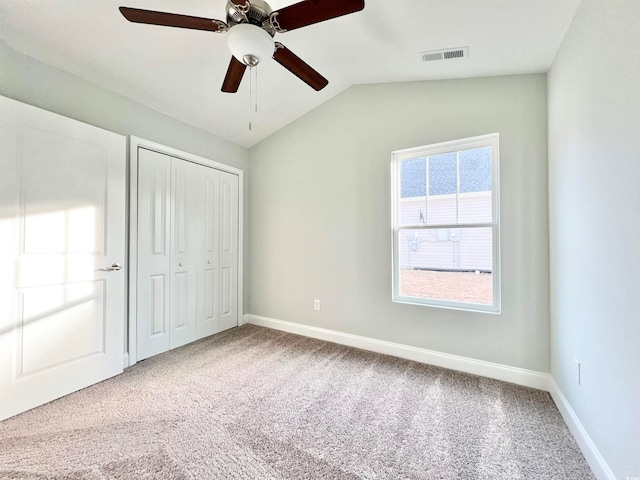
xmin=207 ymin=260 xmax=212 ymax=264
xmin=178 ymin=262 xmax=184 ymax=266
xmin=99 ymin=263 xmax=122 ymax=271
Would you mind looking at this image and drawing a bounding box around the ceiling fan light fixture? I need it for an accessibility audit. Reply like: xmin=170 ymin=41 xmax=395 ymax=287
xmin=227 ymin=23 xmax=274 ymax=67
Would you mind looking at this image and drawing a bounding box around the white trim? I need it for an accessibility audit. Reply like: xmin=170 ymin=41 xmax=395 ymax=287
xmin=129 ymin=136 xmax=243 ymax=176
xmin=127 ymin=136 xmax=244 ymax=366
xmin=392 ymin=133 xmax=501 ymax=162
xmin=548 ymin=378 xmax=616 ymax=480
xmin=127 ymin=137 xmax=138 ymax=367
xmin=123 ymin=354 xmax=130 ymax=370
xmin=246 ymin=314 xmax=549 ymax=391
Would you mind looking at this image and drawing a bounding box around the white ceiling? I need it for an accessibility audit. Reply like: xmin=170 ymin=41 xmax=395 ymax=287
xmin=0 ymin=0 xmax=581 ymax=147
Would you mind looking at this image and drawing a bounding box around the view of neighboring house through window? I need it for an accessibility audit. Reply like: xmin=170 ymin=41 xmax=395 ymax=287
xmin=391 ymin=133 xmax=500 ymax=312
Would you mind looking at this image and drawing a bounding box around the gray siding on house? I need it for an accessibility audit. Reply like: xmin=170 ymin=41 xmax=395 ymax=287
xmin=399 ymin=192 xmax=492 ymax=226
xmin=399 ymin=226 xmax=493 ymax=272
xmin=399 ymin=193 xmax=493 ymax=271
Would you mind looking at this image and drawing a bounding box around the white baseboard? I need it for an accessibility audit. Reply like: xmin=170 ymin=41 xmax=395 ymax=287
xmin=548 ymin=378 xmax=616 ymax=480
xmin=245 ymin=314 xmax=550 ymax=391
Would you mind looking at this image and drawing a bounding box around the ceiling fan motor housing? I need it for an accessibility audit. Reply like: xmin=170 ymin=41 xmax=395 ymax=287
xmin=226 ymin=0 xmax=275 ymax=36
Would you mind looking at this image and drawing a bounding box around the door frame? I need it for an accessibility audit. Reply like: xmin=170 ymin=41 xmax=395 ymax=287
xmin=127 ymin=136 xmax=244 ymax=367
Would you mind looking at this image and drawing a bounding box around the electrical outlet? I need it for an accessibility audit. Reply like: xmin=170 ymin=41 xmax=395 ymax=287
xmin=314 ymin=299 xmax=320 ymax=311
xmin=574 ymin=358 xmax=581 ymax=386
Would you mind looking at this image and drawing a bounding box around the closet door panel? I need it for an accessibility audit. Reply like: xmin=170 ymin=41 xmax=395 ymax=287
xmin=219 ymin=171 xmax=239 ymax=332
xmin=137 ymin=149 xmax=171 ymax=360
xmin=196 ymin=166 xmax=220 ymax=339
xmin=169 ymin=159 xmax=199 ymax=349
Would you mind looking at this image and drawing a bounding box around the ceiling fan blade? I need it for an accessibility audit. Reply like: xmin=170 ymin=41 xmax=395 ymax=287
xmin=270 ymin=0 xmax=364 ymax=32
xmin=229 ymin=0 xmax=250 ymax=13
xmin=221 ymin=57 xmax=247 ymax=93
xmin=119 ymin=7 xmax=227 ymax=32
xmin=273 ymin=43 xmax=328 ymax=91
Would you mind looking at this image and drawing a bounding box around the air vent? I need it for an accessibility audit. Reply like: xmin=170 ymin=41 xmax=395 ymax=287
xmin=420 ymin=47 xmax=469 ymax=63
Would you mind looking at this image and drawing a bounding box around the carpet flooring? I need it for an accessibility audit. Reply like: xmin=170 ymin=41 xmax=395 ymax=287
xmin=0 ymin=324 xmax=594 ymax=479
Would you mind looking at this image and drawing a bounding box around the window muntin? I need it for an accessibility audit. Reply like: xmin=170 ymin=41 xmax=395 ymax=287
xmin=392 ymin=134 xmax=500 ymax=313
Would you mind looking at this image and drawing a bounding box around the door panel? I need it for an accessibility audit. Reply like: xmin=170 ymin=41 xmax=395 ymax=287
xmin=150 ymin=275 xmax=167 ymax=336
xmin=173 ymin=272 xmax=188 ymax=330
xmin=221 ymin=267 xmax=231 ymax=316
xmin=0 ymin=95 xmax=125 ymax=421
xmin=137 ymin=149 xmax=171 ymax=360
xmin=18 ymin=281 xmax=106 ymax=376
xmin=196 ymin=166 xmax=220 ymax=339
xmin=169 ymin=159 xmax=199 ymax=349
xmin=219 ymin=171 xmax=239 ymax=332
xmin=21 ymin=128 xmax=107 ymax=256
xmin=203 ymin=269 xmax=217 ymax=321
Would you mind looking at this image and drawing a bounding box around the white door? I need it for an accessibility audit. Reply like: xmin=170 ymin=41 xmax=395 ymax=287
xmin=0 ymin=96 xmax=126 ymax=421
xmin=168 ymin=158 xmax=200 ymax=349
xmin=136 ymin=148 xmax=171 ymax=360
xmin=196 ymin=165 xmax=220 ymax=340
xmin=219 ymin=171 xmax=239 ymax=332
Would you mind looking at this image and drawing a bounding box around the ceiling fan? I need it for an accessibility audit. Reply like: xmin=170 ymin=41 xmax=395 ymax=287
xmin=119 ymin=0 xmax=365 ymax=93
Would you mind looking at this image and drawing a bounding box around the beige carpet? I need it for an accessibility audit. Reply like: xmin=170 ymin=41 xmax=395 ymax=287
xmin=0 ymin=324 xmax=594 ymax=479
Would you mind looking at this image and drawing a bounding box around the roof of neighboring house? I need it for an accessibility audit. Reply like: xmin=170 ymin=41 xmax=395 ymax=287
xmin=401 ymin=147 xmax=492 ymax=198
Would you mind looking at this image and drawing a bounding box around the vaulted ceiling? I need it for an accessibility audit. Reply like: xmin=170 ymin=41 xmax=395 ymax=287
xmin=0 ymin=0 xmax=581 ymax=147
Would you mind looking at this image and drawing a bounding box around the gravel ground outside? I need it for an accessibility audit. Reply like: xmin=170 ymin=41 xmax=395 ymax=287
xmin=400 ymin=269 xmax=493 ymax=305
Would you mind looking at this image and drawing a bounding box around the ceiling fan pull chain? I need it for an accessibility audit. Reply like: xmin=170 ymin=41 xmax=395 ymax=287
xmin=255 ymin=66 xmax=259 ymax=113
xmin=248 ymin=65 xmax=253 ymax=131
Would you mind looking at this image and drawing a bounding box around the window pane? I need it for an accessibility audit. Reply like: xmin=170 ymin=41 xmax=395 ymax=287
xmin=398 ymin=227 xmax=493 ymax=305
xmin=459 ymin=147 xmax=492 ymax=223
xmin=428 ymin=153 xmax=457 ymax=195
xmin=427 ymin=153 xmax=457 ymax=224
xmin=399 ymin=158 xmax=426 ymax=225
xmin=459 ymin=147 xmax=491 ymax=193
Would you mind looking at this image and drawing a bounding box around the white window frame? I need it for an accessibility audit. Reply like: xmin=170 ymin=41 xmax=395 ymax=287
xmin=391 ymin=133 xmax=501 ymax=313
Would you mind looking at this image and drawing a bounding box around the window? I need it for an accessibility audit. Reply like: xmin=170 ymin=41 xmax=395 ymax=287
xmin=391 ymin=133 xmax=500 ymax=313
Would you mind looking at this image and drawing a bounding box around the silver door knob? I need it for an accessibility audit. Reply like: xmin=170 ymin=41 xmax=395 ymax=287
xmin=100 ymin=263 xmax=121 ymax=271
xmin=179 ymin=262 xmax=184 ymax=266
xmin=207 ymin=260 xmax=212 ymax=264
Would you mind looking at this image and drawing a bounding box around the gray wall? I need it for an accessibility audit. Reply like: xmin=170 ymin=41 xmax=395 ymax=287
xmin=0 ymin=40 xmax=251 ymax=345
xmin=548 ymin=1 xmax=640 ymax=478
xmin=249 ymin=74 xmax=550 ymax=372
xmin=0 ymin=41 xmax=248 ymax=170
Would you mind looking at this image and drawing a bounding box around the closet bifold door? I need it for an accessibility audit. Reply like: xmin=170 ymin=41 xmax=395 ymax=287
xmin=219 ymin=171 xmax=239 ymax=332
xmin=137 ymin=149 xmax=171 ymax=360
xmin=168 ymin=158 xmax=199 ymax=349
xmin=135 ymin=144 xmax=239 ymax=360
xmin=196 ymin=166 xmax=220 ymax=340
